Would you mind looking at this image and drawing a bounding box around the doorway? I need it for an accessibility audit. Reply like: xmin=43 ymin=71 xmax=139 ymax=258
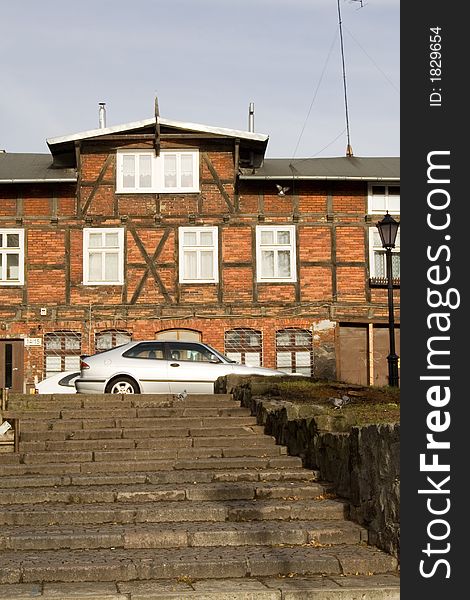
xmin=0 ymin=339 xmax=24 ymax=393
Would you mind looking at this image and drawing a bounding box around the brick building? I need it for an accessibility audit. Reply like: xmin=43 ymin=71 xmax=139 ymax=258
xmin=0 ymin=110 xmax=399 ymax=393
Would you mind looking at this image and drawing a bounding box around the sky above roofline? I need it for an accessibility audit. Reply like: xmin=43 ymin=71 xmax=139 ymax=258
xmin=0 ymin=0 xmax=399 ymax=159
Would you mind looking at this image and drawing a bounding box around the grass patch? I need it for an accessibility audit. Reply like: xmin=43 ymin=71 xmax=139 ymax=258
xmin=261 ymin=378 xmax=400 ymax=425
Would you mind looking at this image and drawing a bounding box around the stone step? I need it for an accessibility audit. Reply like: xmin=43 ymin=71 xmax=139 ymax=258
xmin=0 ymin=575 xmax=401 ymax=600
xmin=0 ymin=455 xmax=303 ymax=477
xmin=18 ymin=433 xmax=277 ymax=452
xmin=0 ymin=544 xmax=398 ymax=584
xmin=0 ymin=468 xmax=319 ymax=490
xmin=0 ymin=519 xmax=366 ymax=551
xmin=19 ymin=424 xmax=267 ymax=442
xmin=6 ymin=393 xmax=235 ymax=411
xmin=1 ymin=391 xmax=399 ymax=595
xmin=18 ymin=415 xmax=259 ymax=432
xmin=17 ymin=444 xmax=286 ymax=465
xmin=0 ymin=481 xmax=329 ymax=505
xmin=0 ymin=498 xmax=348 ymax=526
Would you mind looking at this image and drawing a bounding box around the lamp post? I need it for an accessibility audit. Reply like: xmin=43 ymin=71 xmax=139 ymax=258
xmin=376 ymin=212 xmax=400 ymax=387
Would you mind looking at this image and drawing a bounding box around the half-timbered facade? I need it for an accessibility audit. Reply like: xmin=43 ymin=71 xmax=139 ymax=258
xmin=0 ymin=112 xmax=399 ymax=392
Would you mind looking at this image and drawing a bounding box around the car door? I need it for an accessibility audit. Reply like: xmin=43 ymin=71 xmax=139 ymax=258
xmin=121 ymin=342 xmax=170 ymax=393
xmin=166 ymin=342 xmax=232 ymax=394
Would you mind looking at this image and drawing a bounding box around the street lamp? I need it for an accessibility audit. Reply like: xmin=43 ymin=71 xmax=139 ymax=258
xmin=376 ymin=212 xmax=400 ymax=387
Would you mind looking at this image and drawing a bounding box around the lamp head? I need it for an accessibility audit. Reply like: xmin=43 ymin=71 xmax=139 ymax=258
xmin=376 ymin=212 xmax=400 ymax=249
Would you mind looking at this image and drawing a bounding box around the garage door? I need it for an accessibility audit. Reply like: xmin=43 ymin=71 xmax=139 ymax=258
xmin=337 ymin=324 xmax=400 ymax=387
xmin=373 ymin=327 xmax=401 ymax=387
xmin=337 ymin=326 xmax=368 ymax=386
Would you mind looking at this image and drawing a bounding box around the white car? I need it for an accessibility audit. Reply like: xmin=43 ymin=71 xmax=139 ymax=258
xmin=35 ymin=371 xmax=80 ymax=394
xmin=75 ymin=340 xmax=286 ymax=394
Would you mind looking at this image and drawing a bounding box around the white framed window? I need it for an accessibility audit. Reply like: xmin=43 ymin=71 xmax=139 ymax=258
xmin=256 ymin=225 xmax=296 ymax=282
xmin=368 ymin=184 xmax=400 ymax=215
xmin=369 ymin=227 xmax=400 ymax=280
xmin=83 ymin=228 xmax=124 ymax=285
xmin=0 ymin=229 xmax=24 ymax=285
xmin=116 ymin=149 xmax=199 ymax=193
xmin=179 ymin=227 xmax=218 ymax=283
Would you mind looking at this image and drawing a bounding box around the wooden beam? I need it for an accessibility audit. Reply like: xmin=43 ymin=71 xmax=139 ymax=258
xmin=74 ymin=141 xmax=81 ymax=217
xmin=96 ymin=134 xmax=156 ymax=141
xmin=81 ymin=154 xmax=113 ymax=216
xmin=65 ymin=228 xmax=71 ymax=305
xmin=129 ymin=226 xmax=172 ymax=304
xmin=202 ymin=152 xmax=234 ymax=213
xmin=234 ymin=138 xmax=240 ymax=212
xmin=86 ymin=133 xmax=228 ymax=142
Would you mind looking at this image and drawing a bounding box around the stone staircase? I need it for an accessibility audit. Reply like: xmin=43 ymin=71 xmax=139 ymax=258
xmin=0 ymin=392 xmax=399 ymax=599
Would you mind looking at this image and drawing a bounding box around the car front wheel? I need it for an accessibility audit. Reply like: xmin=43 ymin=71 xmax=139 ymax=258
xmin=105 ymin=376 xmax=139 ymax=394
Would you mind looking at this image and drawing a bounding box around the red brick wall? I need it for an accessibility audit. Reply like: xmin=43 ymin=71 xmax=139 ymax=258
xmin=222 ymin=267 xmax=253 ymax=303
xmin=300 ymin=266 xmax=332 ymax=300
xmin=336 ymin=227 xmax=365 ymax=262
xmin=222 ymin=228 xmax=252 ymax=263
xmin=336 ymin=266 xmax=366 ymax=301
xmin=299 ymin=226 xmax=331 ymax=262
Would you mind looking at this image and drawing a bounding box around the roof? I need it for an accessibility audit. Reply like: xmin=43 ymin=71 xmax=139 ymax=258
xmin=241 ymin=157 xmax=400 ymax=181
xmin=0 ymin=153 xmax=77 ymax=183
xmin=47 ymin=117 xmax=269 ymax=147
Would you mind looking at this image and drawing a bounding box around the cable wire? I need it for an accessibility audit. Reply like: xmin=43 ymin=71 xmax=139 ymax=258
xmin=344 ymin=25 xmax=399 ymax=93
xmin=291 ymin=29 xmax=339 ymax=160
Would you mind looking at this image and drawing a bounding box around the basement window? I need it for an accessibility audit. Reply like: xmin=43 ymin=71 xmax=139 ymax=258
xmin=276 ymin=328 xmax=313 ymax=376
xmin=0 ymin=229 xmax=24 ymax=285
xmin=116 ymin=150 xmax=199 ymax=193
xmin=44 ymin=331 xmax=81 ymax=377
xmin=224 ymin=328 xmax=262 ymax=366
xmin=95 ymin=330 xmax=132 ymax=352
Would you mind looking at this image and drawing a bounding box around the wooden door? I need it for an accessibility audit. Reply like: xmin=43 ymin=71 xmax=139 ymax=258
xmin=0 ymin=339 xmax=24 ymax=393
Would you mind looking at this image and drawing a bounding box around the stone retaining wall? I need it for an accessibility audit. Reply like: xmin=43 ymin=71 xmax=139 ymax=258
xmin=216 ymin=376 xmax=400 ymax=559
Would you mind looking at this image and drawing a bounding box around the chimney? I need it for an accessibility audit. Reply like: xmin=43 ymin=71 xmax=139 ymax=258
xmin=248 ymin=102 xmax=255 ymax=132
xmin=98 ymin=103 xmax=106 ymax=129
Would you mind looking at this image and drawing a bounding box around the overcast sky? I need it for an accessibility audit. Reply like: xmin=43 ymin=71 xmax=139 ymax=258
xmin=0 ymin=0 xmax=399 ymax=159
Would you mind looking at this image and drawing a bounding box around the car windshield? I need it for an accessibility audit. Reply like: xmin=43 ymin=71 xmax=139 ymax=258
xmin=164 ymin=342 xmax=236 ymax=364
xmin=202 ymin=344 xmax=237 ymax=363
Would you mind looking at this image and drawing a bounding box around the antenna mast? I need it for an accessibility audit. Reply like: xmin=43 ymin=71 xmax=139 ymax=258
xmin=337 ymin=0 xmax=353 ymax=156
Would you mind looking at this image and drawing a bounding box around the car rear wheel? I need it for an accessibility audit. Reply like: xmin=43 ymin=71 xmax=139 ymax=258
xmin=105 ymin=376 xmax=139 ymax=394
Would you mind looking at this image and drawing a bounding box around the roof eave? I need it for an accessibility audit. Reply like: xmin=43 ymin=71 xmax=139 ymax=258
xmin=0 ymin=178 xmax=77 ymax=184
xmin=47 ymin=117 xmax=269 ymax=148
xmin=240 ymin=175 xmax=400 ymax=181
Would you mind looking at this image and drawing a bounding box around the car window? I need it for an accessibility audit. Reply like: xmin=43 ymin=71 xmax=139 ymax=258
xmin=167 ymin=343 xmax=218 ymax=363
xmin=122 ymin=342 xmax=165 ymax=360
xmin=58 ymin=372 xmax=80 ymax=387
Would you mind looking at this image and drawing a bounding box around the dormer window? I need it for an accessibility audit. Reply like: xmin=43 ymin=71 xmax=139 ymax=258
xmin=116 ymin=150 xmax=199 ymax=193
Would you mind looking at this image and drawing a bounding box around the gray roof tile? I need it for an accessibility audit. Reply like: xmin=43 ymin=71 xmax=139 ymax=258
xmin=0 ymin=153 xmax=77 ymax=183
